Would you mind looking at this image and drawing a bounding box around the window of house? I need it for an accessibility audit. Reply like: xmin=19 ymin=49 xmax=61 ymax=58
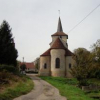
xmin=44 ymin=63 xmax=47 ymax=69
xmin=69 ymin=63 xmax=71 ymax=68
xmin=55 ymin=58 xmax=60 ymax=68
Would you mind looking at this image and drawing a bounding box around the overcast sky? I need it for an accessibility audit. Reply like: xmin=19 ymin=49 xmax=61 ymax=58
xmin=0 ymin=0 xmax=100 ymax=62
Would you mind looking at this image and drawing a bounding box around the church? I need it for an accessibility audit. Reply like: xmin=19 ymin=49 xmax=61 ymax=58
xmin=39 ymin=17 xmax=74 ymax=78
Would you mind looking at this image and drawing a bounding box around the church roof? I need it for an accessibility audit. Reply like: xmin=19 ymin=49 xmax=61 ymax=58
xmin=65 ymin=49 xmax=74 ymax=56
xmin=40 ymin=48 xmax=74 ymax=57
xmin=40 ymin=48 xmax=51 ymax=56
xmin=51 ymin=32 xmax=68 ymax=36
xmin=51 ymin=37 xmax=65 ymax=49
xmin=51 ymin=17 xmax=68 ymax=36
xmin=40 ymin=17 xmax=74 ymax=57
xmin=57 ymin=17 xmax=63 ymax=32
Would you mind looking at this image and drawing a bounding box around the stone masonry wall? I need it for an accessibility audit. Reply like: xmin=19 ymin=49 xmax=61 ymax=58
xmin=66 ymin=56 xmax=74 ymax=78
xmin=39 ymin=56 xmax=51 ymax=76
xmin=50 ymin=49 xmax=66 ymax=77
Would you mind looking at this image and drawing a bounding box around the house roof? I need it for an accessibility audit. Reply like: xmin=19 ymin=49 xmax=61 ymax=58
xmin=40 ymin=48 xmax=51 ymax=56
xmin=51 ymin=37 xmax=66 ymax=49
xmin=20 ymin=62 xmax=35 ymax=69
xmin=25 ymin=63 xmax=34 ymax=69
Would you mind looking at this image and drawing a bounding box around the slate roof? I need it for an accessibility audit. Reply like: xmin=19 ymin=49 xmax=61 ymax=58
xmin=57 ymin=17 xmax=63 ymax=32
xmin=51 ymin=17 xmax=68 ymax=36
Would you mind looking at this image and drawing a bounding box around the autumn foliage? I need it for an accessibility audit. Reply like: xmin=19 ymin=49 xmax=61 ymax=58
xmin=71 ymin=40 xmax=100 ymax=86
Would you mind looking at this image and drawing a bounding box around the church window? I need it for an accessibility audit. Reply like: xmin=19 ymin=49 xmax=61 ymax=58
xmin=69 ymin=63 xmax=71 ymax=68
xmin=44 ymin=63 xmax=47 ymax=69
xmin=55 ymin=58 xmax=60 ymax=68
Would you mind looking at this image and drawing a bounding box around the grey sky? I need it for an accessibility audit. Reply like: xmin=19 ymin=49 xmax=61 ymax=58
xmin=0 ymin=0 xmax=100 ymax=62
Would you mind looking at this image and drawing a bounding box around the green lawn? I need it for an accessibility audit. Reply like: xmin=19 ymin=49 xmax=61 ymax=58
xmin=40 ymin=76 xmax=95 ymax=100
xmin=0 ymin=75 xmax=34 ymax=100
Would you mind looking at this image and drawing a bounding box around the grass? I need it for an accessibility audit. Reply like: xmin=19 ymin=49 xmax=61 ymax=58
xmin=86 ymin=78 xmax=100 ymax=99
xmin=0 ymin=74 xmax=34 ymax=100
xmin=89 ymin=78 xmax=100 ymax=85
xmin=87 ymin=91 xmax=100 ymax=97
xmin=40 ymin=76 xmax=94 ymax=100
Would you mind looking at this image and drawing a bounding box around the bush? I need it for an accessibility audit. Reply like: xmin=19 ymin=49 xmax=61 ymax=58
xmin=0 ymin=64 xmax=19 ymax=74
xmin=20 ymin=64 xmax=26 ymax=71
xmin=0 ymin=70 xmax=12 ymax=84
xmin=95 ymin=70 xmax=100 ymax=79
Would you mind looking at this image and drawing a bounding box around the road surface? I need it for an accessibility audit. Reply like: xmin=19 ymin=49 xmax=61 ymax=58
xmin=14 ymin=74 xmax=67 ymax=100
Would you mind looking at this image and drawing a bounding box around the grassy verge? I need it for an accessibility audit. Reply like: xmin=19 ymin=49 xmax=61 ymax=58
xmin=0 ymin=74 xmax=34 ymax=100
xmin=89 ymin=78 xmax=100 ymax=85
xmin=86 ymin=78 xmax=100 ymax=99
xmin=40 ymin=76 xmax=94 ymax=100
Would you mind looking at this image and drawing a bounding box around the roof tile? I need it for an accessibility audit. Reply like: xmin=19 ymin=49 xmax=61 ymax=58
xmin=51 ymin=37 xmax=65 ymax=49
xmin=51 ymin=32 xmax=68 ymax=36
xmin=20 ymin=62 xmax=35 ymax=69
xmin=40 ymin=48 xmax=51 ymax=56
xmin=65 ymin=49 xmax=74 ymax=56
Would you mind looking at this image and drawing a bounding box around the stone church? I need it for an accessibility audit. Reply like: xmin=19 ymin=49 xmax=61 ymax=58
xmin=39 ymin=17 xmax=74 ymax=78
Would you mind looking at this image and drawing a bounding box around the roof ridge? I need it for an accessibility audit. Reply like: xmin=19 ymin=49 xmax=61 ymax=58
xmin=59 ymin=37 xmax=67 ymax=48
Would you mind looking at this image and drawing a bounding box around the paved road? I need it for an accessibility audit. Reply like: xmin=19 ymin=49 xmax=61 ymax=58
xmin=14 ymin=74 xmax=67 ymax=100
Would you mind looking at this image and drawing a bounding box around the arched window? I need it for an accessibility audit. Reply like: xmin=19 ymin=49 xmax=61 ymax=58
xmin=69 ymin=63 xmax=71 ymax=69
xmin=55 ymin=58 xmax=60 ymax=68
xmin=44 ymin=63 xmax=47 ymax=69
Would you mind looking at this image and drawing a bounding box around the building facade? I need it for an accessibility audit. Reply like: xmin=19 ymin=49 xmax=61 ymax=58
xmin=39 ymin=17 xmax=74 ymax=78
xmin=20 ymin=62 xmax=37 ymax=73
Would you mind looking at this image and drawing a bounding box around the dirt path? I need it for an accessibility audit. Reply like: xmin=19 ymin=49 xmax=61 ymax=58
xmin=14 ymin=74 xmax=67 ymax=100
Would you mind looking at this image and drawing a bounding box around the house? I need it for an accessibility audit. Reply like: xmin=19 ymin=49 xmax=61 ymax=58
xmin=39 ymin=17 xmax=75 ymax=78
xmin=20 ymin=62 xmax=37 ymax=72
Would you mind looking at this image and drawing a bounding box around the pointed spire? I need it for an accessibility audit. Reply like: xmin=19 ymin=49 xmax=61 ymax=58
xmin=57 ymin=17 xmax=63 ymax=32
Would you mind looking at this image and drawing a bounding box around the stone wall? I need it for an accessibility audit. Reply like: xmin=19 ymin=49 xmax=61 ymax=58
xmin=50 ymin=49 xmax=66 ymax=77
xmin=61 ymin=36 xmax=67 ymax=42
xmin=50 ymin=36 xmax=58 ymax=47
xmin=50 ymin=36 xmax=67 ymax=48
xmin=39 ymin=56 xmax=51 ymax=76
xmin=66 ymin=56 xmax=74 ymax=78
